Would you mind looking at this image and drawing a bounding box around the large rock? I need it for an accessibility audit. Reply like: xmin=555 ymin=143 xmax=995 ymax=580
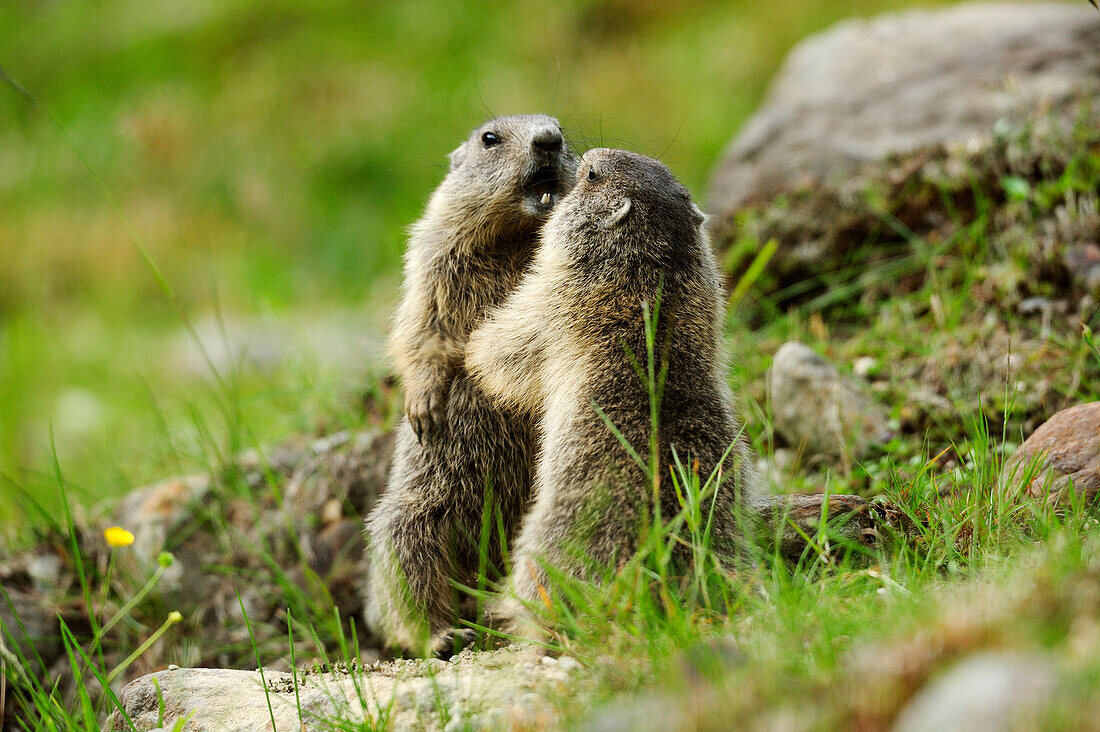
xmin=706 ymin=2 xmax=1100 ymax=300
xmin=1003 ymin=401 xmax=1100 ymax=502
xmin=109 ymin=647 xmax=579 ymax=731
xmin=708 ymin=2 xmax=1100 ymax=219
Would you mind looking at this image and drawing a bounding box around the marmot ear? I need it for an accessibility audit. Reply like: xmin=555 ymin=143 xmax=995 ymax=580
xmin=602 ymin=197 xmax=632 ymax=229
xmin=691 ymin=203 xmax=707 ymax=227
xmin=448 ymin=144 xmax=468 ymax=172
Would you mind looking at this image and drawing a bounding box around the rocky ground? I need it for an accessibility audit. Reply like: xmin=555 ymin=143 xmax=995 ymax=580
xmin=109 ymin=647 xmax=582 ymax=731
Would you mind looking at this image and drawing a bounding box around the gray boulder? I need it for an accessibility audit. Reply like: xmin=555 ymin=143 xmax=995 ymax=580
xmin=707 ymin=2 xmax=1100 ymax=220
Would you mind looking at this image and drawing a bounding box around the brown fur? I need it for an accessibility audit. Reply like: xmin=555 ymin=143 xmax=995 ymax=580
xmin=465 ymin=148 xmax=764 ymax=636
xmin=364 ymin=115 xmax=578 ymax=656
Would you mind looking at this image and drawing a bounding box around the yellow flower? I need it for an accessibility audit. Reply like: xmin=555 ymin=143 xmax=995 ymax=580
xmin=104 ymin=526 xmax=135 ymax=548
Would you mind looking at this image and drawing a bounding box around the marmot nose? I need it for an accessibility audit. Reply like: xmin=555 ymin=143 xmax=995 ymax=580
xmin=532 ymin=127 xmax=563 ymax=153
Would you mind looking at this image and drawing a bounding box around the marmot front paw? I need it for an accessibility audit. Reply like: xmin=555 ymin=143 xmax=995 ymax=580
xmin=432 ymin=627 xmax=477 ymax=659
xmin=406 ymin=383 xmax=448 ymax=443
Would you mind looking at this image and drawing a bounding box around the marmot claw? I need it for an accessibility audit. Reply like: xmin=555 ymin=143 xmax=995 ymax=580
xmin=407 ymin=386 xmax=447 ymax=443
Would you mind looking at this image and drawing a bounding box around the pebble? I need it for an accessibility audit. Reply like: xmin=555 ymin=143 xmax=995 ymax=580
xmin=768 ymin=342 xmax=893 ymax=459
xmin=853 ymin=356 xmax=878 ymax=378
xmin=557 ymin=655 xmax=581 ymax=673
xmin=25 ymin=554 xmax=62 ymax=592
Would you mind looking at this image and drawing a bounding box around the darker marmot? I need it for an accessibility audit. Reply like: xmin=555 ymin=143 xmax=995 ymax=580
xmin=464 ymin=148 xmax=763 ymax=635
xmin=364 ymin=115 xmax=579 ymax=656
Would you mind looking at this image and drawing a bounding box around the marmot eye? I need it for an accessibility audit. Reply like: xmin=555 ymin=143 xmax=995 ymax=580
xmin=587 ymin=168 xmax=597 ymax=182
xmin=481 ymin=132 xmax=500 ymax=148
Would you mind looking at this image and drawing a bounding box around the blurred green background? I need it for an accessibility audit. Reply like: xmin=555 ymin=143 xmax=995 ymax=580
xmin=0 ymin=0 xmax=965 ymax=537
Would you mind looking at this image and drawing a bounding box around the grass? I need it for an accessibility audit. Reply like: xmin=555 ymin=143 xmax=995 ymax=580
xmin=527 ymin=404 xmax=1100 ymax=727
xmin=3 ymin=0 xmax=1100 ymax=729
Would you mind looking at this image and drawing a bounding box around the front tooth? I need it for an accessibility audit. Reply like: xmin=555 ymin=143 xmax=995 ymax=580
xmin=540 ymin=192 xmax=551 ymax=205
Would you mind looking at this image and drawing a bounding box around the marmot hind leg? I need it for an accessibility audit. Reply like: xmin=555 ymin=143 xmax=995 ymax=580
xmin=365 ymin=382 xmax=532 ymax=656
xmin=364 ymin=457 xmax=464 ymax=656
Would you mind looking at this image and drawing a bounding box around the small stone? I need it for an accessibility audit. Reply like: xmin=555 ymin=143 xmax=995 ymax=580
xmin=557 ymin=656 xmax=581 ymax=673
xmin=310 ymin=430 xmax=350 ymax=455
xmin=1003 ymin=402 xmax=1100 ymax=502
xmin=1065 ymin=243 xmax=1100 ymax=296
xmin=768 ymin=342 xmax=893 ymax=459
xmin=0 ymin=586 xmax=60 ymax=669
xmin=1017 ymin=296 xmax=1052 ymax=316
xmin=320 ymin=498 xmax=343 ymax=525
xmin=25 ymin=554 xmax=62 ymax=592
xmin=280 ymin=428 xmax=394 ymax=533
xmin=853 ymin=356 xmax=878 ymax=378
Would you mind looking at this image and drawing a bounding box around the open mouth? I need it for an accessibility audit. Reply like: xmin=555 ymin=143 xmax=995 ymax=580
xmin=525 ymin=164 xmax=562 ymax=211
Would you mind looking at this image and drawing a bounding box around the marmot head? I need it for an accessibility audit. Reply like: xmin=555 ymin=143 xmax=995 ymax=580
xmin=543 ymin=148 xmax=707 ymax=270
xmin=440 ymin=114 xmax=579 ymax=234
